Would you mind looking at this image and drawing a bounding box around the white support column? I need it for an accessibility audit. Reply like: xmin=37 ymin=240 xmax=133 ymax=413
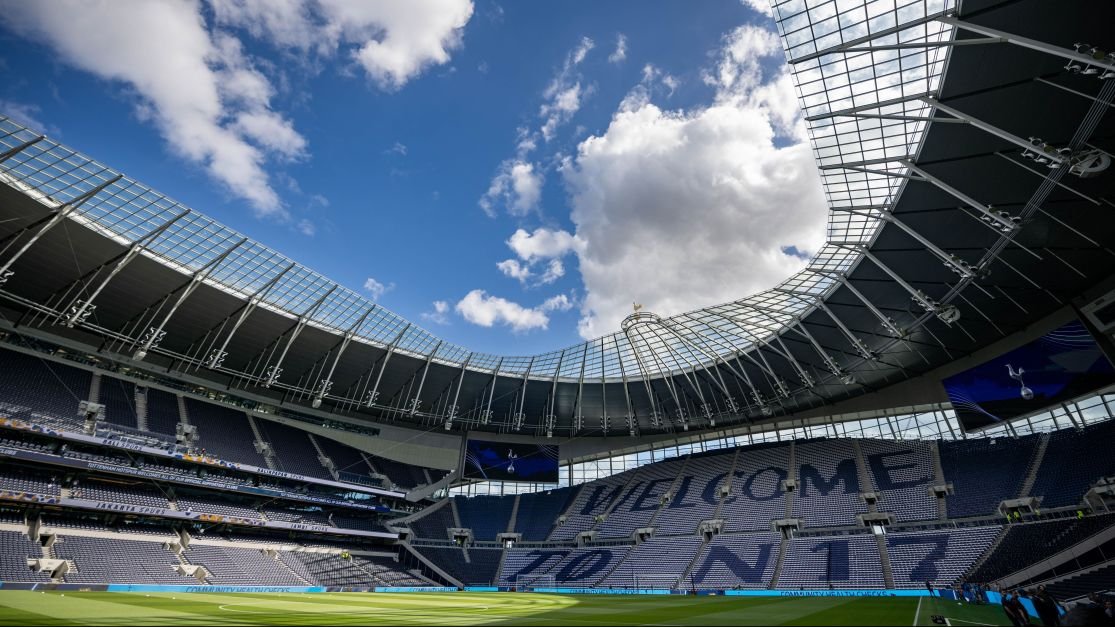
xmin=312 ymin=306 xmax=375 ymax=409
xmin=204 ymin=262 xmax=297 ymax=369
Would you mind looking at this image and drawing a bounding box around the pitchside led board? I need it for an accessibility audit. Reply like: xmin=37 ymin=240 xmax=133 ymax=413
xmin=463 ymin=439 xmax=559 ymax=483
xmin=942 ymin=319 xmax=1115 ymax=432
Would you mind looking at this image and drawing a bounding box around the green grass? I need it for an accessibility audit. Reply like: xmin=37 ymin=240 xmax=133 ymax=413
xmin=0 ymin=591 xmax=1014 ymax=626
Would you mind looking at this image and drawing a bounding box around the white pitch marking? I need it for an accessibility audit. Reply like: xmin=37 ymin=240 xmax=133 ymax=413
xmin=914 ymin=596 xmax=923 ymax=626
xmin=946 ymin=619 xmax=994 ymax=626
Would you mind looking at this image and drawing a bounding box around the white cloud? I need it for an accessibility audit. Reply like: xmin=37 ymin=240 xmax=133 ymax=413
xmin=562 ymin=24 xmax=826 ymax=339
xmin=506 ymin=227 xmax=583 ymax=261
xmin=538 ymin=258 xmax=564 ymax=285
xmin=1 ymin=0 xmax=307 ymax=218
xmin=455 ymin=290 xmax=550 ymax=332
xmin=608 ymin=33 xmax=627 ymax=64
xmin=0 ymin=100 xmax=51 ymax=134
xmin=421 ymin=300 xmax=450 ymax=325
xmin=210 ymin=0 xmax=475 ymax=90
xmin=539 ymin=36 xmax=595 ymax=142
xmin=496 ymin=258 xmax=532 ymax=283
xmin=541 ymin=293 xmax=573 ymax=312
xmin=363 ymin=276 xmax=394 ymax=300
xmin=388 ymin=141 xmax=407 ymax=156
xmin=296 ymin=218 xmax=316 ymax=236
xmin=478 ymin=160 xmax=543 ymax=217
xmin=740 ymin=0 xmax=774 ymax=18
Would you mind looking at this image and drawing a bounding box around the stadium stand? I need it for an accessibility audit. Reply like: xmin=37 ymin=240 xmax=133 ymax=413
xmin=690 ymin=532 xmax=781 ymax=589
xmin=602 ymin=534 xmax=702 ymax=588
xmin=548 ymin=467 xmax=641 ymax=541
xmin=1029 ymin=419 xmax=1115 ymax=508
xmin=406 ymin=502 xmax=455 ymax=540
xmin=370 ymin=456 xmax=430 ymax=490
xmin=596 ymin=457 xmax=687 ymax=539
xmin=968 ymin=514 xmax=1115 ymax=583
xmin=887 ymin=527 xmax=1001 ymax=588
xmin=71 ymin=479 xmax=170 ymax=509
xmin=186 ymin=544 xmax=305 ymax=585
xmin=98 ymin=377 xmax=138 ymax=430
xmin=861 ymin=439 xmax=937 ymax=522
xmin=777 ymin=534 xmax=884 ymax=590
xmin=652 ymin=449 xmax=734 ymax=535
xmin=791 ymin=441 xmax=868 ymax=528
xmin=454 ymin=495 xmax=514 ymax=541
xmin=722 ymin=442 xmax=789 ymax=532
xmin=939 ymin=435 xmax=1039 ymax=517
xmin=514 ymin=486 xmax=578 ymax=540
xmin=254 ymin=419 xmax=332 ymax=480
xmin=1045 ymin=562 xmax=1115 ymax=601
xmin=0 ymin=468 xmax=60 ymax=496
xmin=413 ymin=546 xmax=503 ymax=586
xmin=184 ymin=399 xmax=269 ymax=467
xmin=0 ymin=349 xmax=91 ymax=425
xmin=0 ymin=531 xmax=50 ymax=582
xmin=143 ymin=387 xmax=183 ymax=436
xmin=54 ymin=535 xmax=191 ymax=585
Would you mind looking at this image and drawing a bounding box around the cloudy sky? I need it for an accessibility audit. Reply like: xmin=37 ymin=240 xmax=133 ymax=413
xmin=0 ymin=0 xmax=826 ymax=355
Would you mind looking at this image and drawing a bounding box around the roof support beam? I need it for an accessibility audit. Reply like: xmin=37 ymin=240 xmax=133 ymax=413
xmin=479 ymin=357 xmax=503 ymax=426
xmin=365 ymin=324 xmax=409 ymax=407
xmin=259 ymin=285 xmax=337 ymax=386
xmin=513 ymin=357 xmax=535 ymax=431
xmin=0 ymin=174 xmax=123 ymax=286
xmin=0 ymin=134 xmax=44 ymax=163
xmin=546 ymin=349 xmax=566 ymax=437
xmin=621 ymin=325 xmax=664 ymax=428
xmin=774 ymin=288 xmax=877 ymax=362
xmin=789 ymin=11 xmax=949 ymax=65
xmin=847 ymin=246 xmax=960 ymax=324
xmin=312 ymin=306 xmax=375 ymax=409
xmin=58 ymin=209 xmax=191 ymax=328
xmin=807 ymin=269 xmax=904 ymax=337
xmin=829 ymin=206 xmax=975 ymax=278
xmin=443 ymin=353 xmax=472 ymax=429
xmin=406 ymin=341 xmax=442 ymax=417
xmin=200 ymin=262 xmax=297 ymax=370
xmin=133 ymin=236 xmax=248 ymax=361
xmin=939 ymin=16 xmax=1115 ymax=74
xmin=613 ymin=334 xmax=637 ymax=435
xmin=919 ymin=97 xmax=1068 ymax=165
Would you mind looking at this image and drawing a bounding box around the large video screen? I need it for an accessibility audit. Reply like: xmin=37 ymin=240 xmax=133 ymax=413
xmin=463 ymin=439 xmax=559 ymax=483
xmin=942 ymin=319 xmax=1115 ymax=432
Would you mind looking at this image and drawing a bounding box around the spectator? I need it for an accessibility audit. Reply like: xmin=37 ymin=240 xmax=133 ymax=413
xmin=1032 ymin=585 xmax=1061 ymax=627
xmin=1003 ymin=590 xmax=1030 ymax=627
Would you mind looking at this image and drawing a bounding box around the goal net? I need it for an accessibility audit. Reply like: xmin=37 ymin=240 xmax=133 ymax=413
xmin=632 ymin=574 xmax=681 ymax=590
xmin=522 ymin=574 xmax=556 ymax=589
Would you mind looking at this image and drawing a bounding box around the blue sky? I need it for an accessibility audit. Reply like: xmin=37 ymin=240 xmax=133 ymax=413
xmin=0 ymin=0 xmax=827 ymax=356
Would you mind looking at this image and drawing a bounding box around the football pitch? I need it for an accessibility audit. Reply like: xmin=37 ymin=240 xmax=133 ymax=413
xmin=0 ymin=591 xmax=1014 ymax=626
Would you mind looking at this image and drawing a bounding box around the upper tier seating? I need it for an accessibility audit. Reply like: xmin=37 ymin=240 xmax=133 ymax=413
xmin=939 ymin=435 xmax=1039 ymax=517
xmin=0 ymin=468 xmax=60 ymax=496
xmin=861 ymin=439 xmax=937 ymax=523
xmin=0 ymin=349 xmax=91 ymax=427
xmin=313 ymin=435 xmax=377 ymax=483
xmin=99 ymin=377 xmax=137 ymax=430
xmin=721 ymin=442 xmax=789 ymax=533
xmin=791 ymin=440 xmax=867 ymax=528
xmin=548 ymin=467 xmax=641 ymax=541
xmin=455 ymin=495 xmax=513 ymax=541
xmin=144 ymin=387 xmax=182 ymax=436
xmin=652 ymin=449 xmax=735 ymax=536
xmin=514 ymin=486 xmax=578 ymax=540
xmin=370 ymin=456 xmax=430 ymax=490
xmin=596 ymin=457 xmax=687 ymax=539
xmin=255 ymin=419 xmax=332 ymax=480
xmin=185 ymin=399 xmax=269 ymax=467
xmin=73 ymin=479 xmax=170 ymax=509
xmin=406 ymin=502 xmax=455 ymax=540
xmin=1030 ymin=420 xmax=1115 ymax=508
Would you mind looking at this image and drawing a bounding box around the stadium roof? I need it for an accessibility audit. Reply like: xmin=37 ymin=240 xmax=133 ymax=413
xmin=0 ymin=0 xmax=1112 ymax=439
